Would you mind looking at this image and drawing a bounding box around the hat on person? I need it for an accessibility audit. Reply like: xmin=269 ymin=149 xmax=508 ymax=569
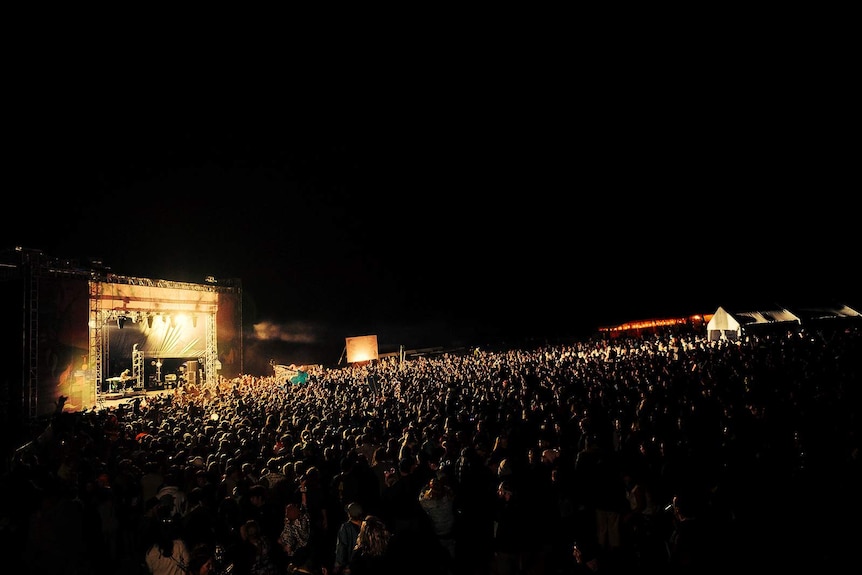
xmin=346 ymin=502 xmax=364 ymax=520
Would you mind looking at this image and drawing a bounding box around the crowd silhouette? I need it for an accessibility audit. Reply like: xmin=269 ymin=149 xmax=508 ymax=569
xmin=2 ymin=322 xmax=860 ymax=574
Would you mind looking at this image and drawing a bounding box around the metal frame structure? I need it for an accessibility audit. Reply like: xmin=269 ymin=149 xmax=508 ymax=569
xmin=4 ymin=249 xmax=241 ymax=418
xmin=88 ymin=275 xmax=221 ymax=399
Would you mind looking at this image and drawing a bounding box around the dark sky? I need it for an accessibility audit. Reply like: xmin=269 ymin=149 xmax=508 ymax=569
xmin=4 ymin=57 xmax=857 ymax=369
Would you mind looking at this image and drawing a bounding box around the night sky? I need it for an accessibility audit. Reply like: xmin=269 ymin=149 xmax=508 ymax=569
xmin=5 ymin=57 xmax=857 ymax=370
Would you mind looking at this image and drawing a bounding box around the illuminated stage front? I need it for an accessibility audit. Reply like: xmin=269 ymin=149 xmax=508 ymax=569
xmin=90 ymin=280 xmax=221 ymax=402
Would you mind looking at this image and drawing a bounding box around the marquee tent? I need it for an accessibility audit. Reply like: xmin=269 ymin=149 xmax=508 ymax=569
xmin=707 ymin=306 xmax=803 ymax=341
xmin=706 ymin=307 xmax=741 ymax=341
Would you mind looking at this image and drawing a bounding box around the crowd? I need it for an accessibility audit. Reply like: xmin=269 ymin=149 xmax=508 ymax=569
xmin=2 ymin=322 xmax=860 ymax=574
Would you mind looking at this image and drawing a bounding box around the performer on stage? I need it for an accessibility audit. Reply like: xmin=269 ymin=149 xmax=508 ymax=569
xmin=120 ymin=369 xmax=132 ymax=390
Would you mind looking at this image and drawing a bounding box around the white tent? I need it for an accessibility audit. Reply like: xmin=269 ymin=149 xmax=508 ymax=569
xmin=707 ymin=306 xmax=741 ymax=341
xmin=707 ymin=305 xmax=805 ymax=341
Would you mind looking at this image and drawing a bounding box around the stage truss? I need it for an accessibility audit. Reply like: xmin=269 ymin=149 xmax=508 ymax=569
xmin=89 ymin=276 xmax=220 ymax=399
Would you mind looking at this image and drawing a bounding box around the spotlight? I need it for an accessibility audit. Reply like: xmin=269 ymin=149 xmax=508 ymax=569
xmin=117 ymin=316 xmax=126 ymax=329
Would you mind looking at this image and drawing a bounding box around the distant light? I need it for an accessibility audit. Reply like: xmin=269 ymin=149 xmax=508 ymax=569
xmin=205 ymin=275 xmax=217 ymax=283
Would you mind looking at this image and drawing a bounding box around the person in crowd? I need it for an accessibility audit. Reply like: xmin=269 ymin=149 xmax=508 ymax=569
xmin=330 ymin=454 xmax=362 ymax=515
xmin=333 ymin=501 xmax=363 ymax=574
xmin=141 ymin=460 xmax=165 ymax=506
xmin=214 ymin=493 xmax=243 ymax=564
xmin=575 ymin=433 xmax=628 ymax=556
xmin=665 ymin=492 xmax=712 ymax=574
xmin=620 ymin=467 xmax=663 ymax=569
xmin=156 ymin=466 xmax=189 ymax=521
xmin=296 ymin=466 xmax=330 ymax=566
xmin=240 ymin=483 xmax=284 ymax=557
xmin=369 ymin=445 xmax=396 ymax=500
xmin=381 ymin=456 xmax=425 ymax=536
xmin=418 ymin=475 xmax=457 ymax=566
xmin=234 ymin=518 xmax=280 ymax=575
xmin=144 ymin=504 xmax=192 ymax=575
xmin=182 ymin=486 xmax=217 ymax=552
xmin=279 ymin=483 xmax=312 ymax=567
xmin=347 ymin=515 xmax=394 ymax=575
xmin=187 ymin=544 xmax=216 ymax=575
xmin=489 ymin=478 xmax=528 ymax=575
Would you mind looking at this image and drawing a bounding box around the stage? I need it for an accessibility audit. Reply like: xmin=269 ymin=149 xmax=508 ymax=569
xmin=97 ymin=388 xmax=170 ymax=410
xmin=100 ymin=389 xmax=147 ymax=401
